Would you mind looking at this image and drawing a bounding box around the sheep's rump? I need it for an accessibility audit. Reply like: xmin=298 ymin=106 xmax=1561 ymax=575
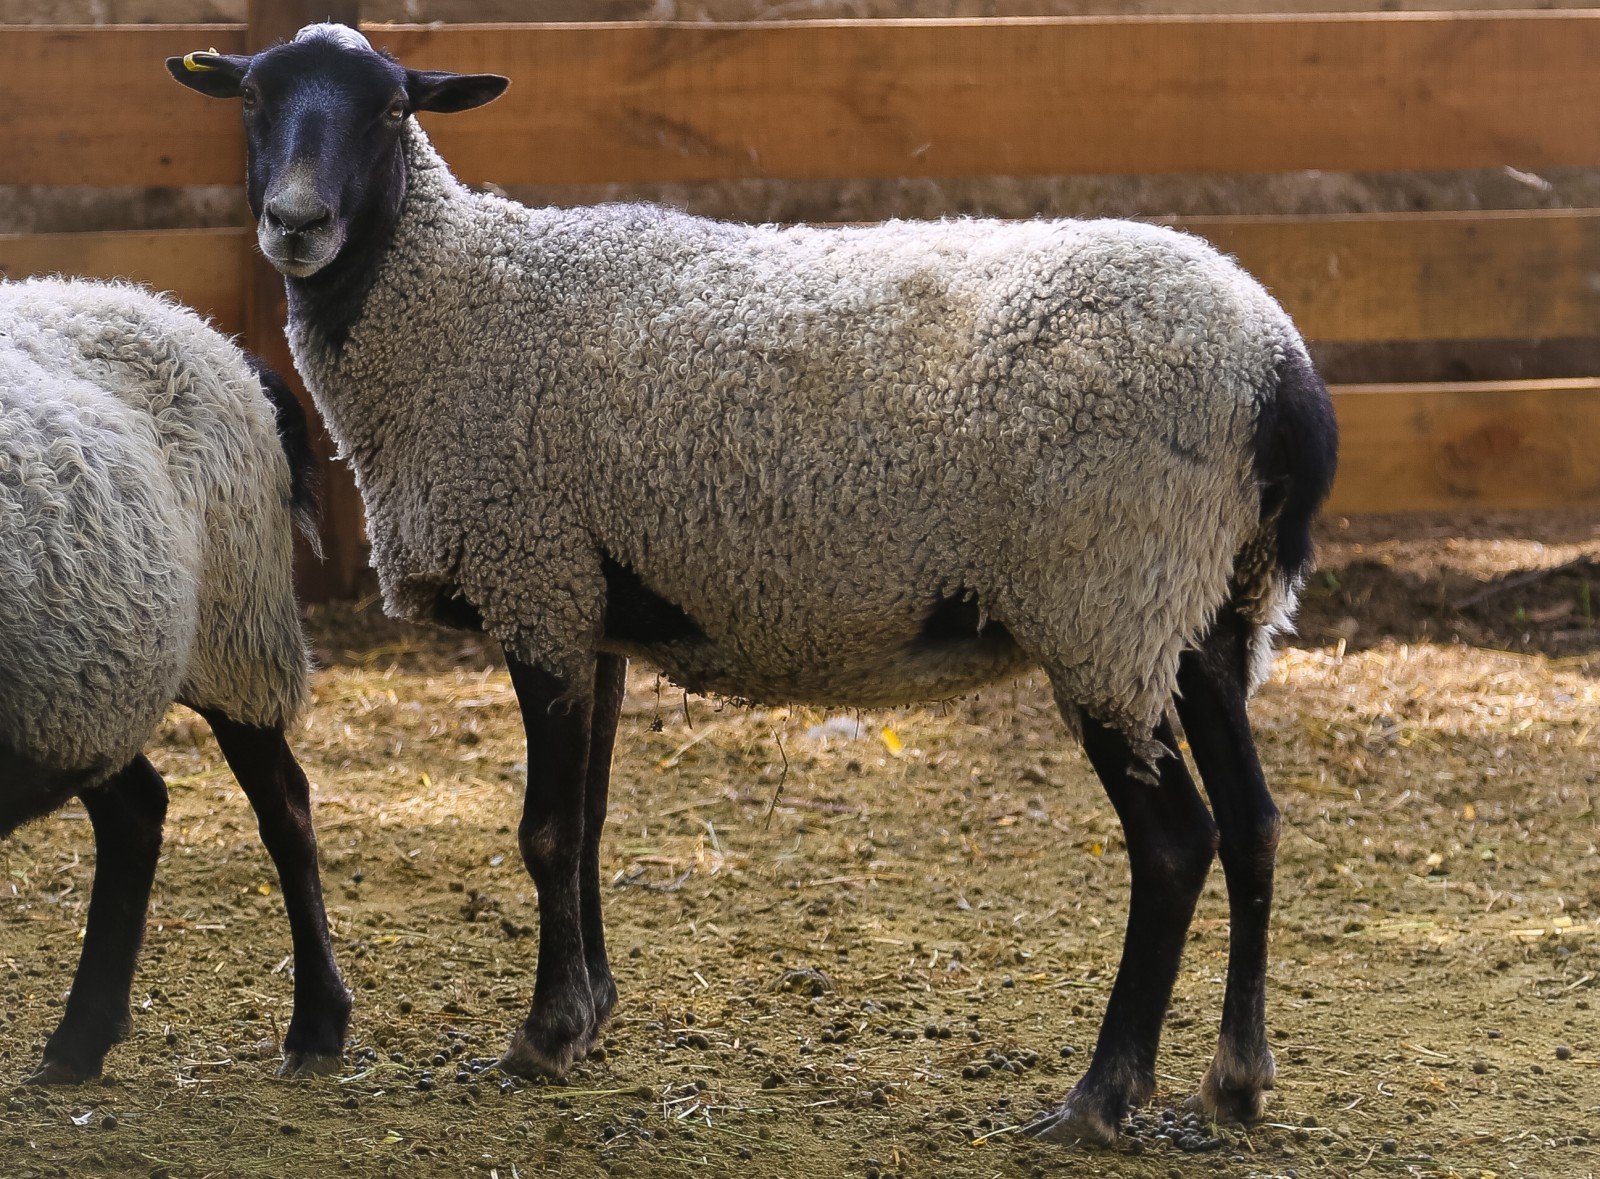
xmin=312 ymin=130 xmax=1327 ymax=750
xmin=0 ymin=349 xmax=196 ymax=776
xmin=0 ymin=279 xmax=310 ymax=781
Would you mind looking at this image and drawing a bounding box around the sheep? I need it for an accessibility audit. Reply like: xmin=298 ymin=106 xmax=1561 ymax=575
xmin=169 ymin=25 xmax=1338 ymax=1143
xmin=0 ymin=276 xmax=350 ymax=1082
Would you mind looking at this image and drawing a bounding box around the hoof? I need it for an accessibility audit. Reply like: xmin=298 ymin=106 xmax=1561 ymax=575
xmin=23 ymin=1057 xmax=99 ymax=1086
xmin=1188 ymin=1048 xmax=1275 ymax=1124
xmin=1025 ymin=1089 xmax=1122 ymax=1147
xmin=500 ymin=1021 xmax=594 ymax=1081
xmin=278 ymin=1051 xmax=342 ymax=1078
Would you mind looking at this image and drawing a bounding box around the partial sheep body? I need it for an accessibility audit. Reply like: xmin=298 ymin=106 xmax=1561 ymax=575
xmin=0 ymin=278 xmax=348 ymax=1082
xmin=0 ymin=278 xmax=308 ymax=790
xmin=292 ymin=124 xmax=1302 ymax=755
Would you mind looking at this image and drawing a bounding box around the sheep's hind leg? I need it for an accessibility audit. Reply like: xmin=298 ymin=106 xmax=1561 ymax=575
xmin=1175 ymin=605 xmax=1280 ymax=1124
xmin=202 ymin=712 xmax=351 ymax=1076
xmin=500 ymin=654 xmax=598 ymax=1079
xmin=580 ymin=653 xmax=627 ymax=1035
xmin=1028 ymin=709 xmax=1218 ymax=1145
xmin=28 ymin=755 xmax=168 ymax=1084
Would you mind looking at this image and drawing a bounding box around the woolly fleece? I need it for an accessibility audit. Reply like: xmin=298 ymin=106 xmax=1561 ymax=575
xmin=0 ymin=279 xmax=308 ymax=782
xmin=292 ymin=121 xmax=1310 ymax=757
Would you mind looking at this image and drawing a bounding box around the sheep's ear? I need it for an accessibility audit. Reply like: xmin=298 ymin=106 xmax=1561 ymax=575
xmin=165 ymin=50 xmax=252 ymax=98
xmin=406 ymin=69 xmax=509 ymax=114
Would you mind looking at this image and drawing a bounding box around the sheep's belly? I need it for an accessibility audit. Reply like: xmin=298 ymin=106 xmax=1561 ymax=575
xmin=594 ymin=560 xmax=1034 ymax=705
xmin=603 ymin=630 xmax=1035 ymax=709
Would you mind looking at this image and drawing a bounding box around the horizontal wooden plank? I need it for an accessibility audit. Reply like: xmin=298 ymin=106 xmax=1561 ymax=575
xmin=0 ymin=228 xmax=250 ymax=337
xmin=1177 ymin=210 xmax=1600 ymax=344
xmin=392 ymin=1 xmax=1600 ymax=17
xmin=374 ymin=13 xmax=1600 ymax=185
xmin=9 ymin=14 xmax=1600 ymax=186
xmin=1327 ymin=379 xmax=1600 ymax=513
xmin=0 ymin=26 xmax=246 ymax=187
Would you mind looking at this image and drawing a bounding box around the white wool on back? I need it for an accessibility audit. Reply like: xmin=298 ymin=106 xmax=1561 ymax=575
xmin=0 ymin=279 xmax=308 ymax=781
xmin=292 ymin=123 xmax=1308 ymax=758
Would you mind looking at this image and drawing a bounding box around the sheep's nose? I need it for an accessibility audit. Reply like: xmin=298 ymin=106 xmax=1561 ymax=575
xmin=265 ymin=193 xmax=333 ymax=234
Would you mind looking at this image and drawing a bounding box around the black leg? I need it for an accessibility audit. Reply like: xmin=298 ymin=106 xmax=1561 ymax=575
xmin=1030 ymin=712 xmax=1218 ymax=1145
xmin=201 ymin=712 xmax=350 ymax=1076
xmin=28 ymin=755 xmax=168 ymax=1084
xmin=582 ymin=653 xmax=626 ymax=1032
xmin=499 ymin=652 xmax=598 ymax=1078
xmin=1175 ymin=606 xmax=1280 ymax=1123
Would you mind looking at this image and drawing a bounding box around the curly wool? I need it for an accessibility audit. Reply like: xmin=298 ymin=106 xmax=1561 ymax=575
xmin=0 ymin=279 xmax=308 ymax=782
xmin=292 ymin=122 xmax=1308 ymax=754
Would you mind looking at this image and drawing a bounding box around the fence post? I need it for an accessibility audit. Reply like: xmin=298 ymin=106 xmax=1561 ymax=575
xmin=246 ymin=0 xmax=366 ymax=601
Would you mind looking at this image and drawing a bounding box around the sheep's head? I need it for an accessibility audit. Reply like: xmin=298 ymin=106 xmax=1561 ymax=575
xmin=167 ymin=24 xmax=507 ymax=279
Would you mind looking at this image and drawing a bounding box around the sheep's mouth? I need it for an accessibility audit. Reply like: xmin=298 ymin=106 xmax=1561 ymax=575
xmin=257 ymin=222 xmax=345 ymax=278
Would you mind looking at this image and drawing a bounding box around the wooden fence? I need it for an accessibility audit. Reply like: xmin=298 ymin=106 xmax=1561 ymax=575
xmin=3 ymin=6 xmax=1600 ymax=595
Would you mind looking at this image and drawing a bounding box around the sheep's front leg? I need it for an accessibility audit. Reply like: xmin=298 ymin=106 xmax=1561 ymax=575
xmin=202 ymin=712 xmax=351 ymax=1076
xmin=581 ymin=654 xmax=627 ymax=1032
xmin=1028 ymin=713 xmax=1218 ymax=1145
xmin=501 ymin=653 xmax=598 ymax=1078
xmin=28 ymin=755 xmax=167 ymax=1084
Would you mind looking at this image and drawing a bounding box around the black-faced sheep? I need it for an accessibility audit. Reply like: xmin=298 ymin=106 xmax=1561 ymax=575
xmin=170 ymin=26 xmax=1337 ymax=1143
xmin=0 ymin=277 xmax=349 ymax=1081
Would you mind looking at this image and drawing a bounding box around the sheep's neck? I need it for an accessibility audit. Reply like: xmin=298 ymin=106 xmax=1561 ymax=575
xmin=283 ymin=146 xmax=406 ymax=352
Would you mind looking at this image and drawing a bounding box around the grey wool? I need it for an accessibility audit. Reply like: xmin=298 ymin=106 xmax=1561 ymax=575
xmin=291 ymin=120 xmax=1313 ymax=762
xmin=0 ymin=278 xmax=309 ymax=785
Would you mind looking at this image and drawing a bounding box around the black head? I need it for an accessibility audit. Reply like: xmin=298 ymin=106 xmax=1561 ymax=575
xmin=167 ymin=24 xmax=506 ymax=279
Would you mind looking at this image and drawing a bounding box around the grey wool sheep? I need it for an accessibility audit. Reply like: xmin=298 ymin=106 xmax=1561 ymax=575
xmin=171 ymin=25 xmax=1337 ymax=1145
xmin=0 ymin=277 xmax=349 ymax=1082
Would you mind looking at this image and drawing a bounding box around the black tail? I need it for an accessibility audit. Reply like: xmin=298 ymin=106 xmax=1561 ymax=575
xmin=243 ymin=353 xmax=322 ymax=553
xmin=1251 ymin=347 xmax=1338 ymax=581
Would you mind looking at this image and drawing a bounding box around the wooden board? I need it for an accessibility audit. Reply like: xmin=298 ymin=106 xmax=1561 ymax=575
xmin=1327 ymin=380 xmax=1600 ymax=513
xmin=381 ymin=1 xmax=1600 ymax=18
xmin=0 ymin=227 xmax=250 ymax=336
xmin=1177 ymin=210 xmax=1600 ymax=345
xmin=0 ymin=26 xmax=246 ymax=187
xmin=10 ymin=13 xmax=1600 ymax=186
xmin=374 ymin=13 xmax=1600 ymax=185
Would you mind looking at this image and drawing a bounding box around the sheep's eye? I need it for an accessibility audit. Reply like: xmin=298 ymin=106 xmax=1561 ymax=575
xmin=386 ymin=102 xmax=406 ymax=121
xmin=241 ymin=87 xmax=258 ymax=109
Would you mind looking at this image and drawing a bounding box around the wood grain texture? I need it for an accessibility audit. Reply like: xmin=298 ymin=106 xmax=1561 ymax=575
xmin=9 ymin=14 xmax=1600 ymax=186
xmin=1327 ymin=380 xmax=1600 ymax=513
xmin=1177 ymin=211 xmax=1600 ymax=344
xmin=0 ymin=227 xmax=250 ymax=335
xmin=374 ymin=13 xmax=1600 ymax=184
xmin=0 ymin=25 xmax=246 ymax=186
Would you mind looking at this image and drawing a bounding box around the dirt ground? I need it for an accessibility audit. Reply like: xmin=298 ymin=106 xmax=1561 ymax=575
xmin=4 ymin=513 xmax=1600 ymax=1178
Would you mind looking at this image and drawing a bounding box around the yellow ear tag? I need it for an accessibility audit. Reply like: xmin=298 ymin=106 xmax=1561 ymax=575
xmin=182 ymin=49 xmax=222 ymax=73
